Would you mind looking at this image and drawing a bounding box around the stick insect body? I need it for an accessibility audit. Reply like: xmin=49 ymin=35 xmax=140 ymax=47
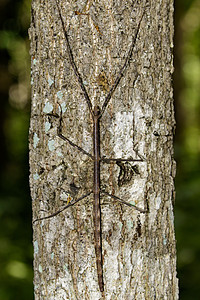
xmin=34 ymin=1 xmax=146 ymax=293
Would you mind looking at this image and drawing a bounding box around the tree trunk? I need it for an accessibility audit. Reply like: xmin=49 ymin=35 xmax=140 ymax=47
xmin=29 ymin=0 xmax=178 ymax=299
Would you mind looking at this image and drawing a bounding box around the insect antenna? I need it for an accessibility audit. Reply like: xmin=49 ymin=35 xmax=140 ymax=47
xmin=99 ymin=11 xmax=145 ymax=119
xmin=55 ymin=0 xmax=94 ymax=118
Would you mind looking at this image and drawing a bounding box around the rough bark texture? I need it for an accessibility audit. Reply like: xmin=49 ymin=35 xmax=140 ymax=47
xmin=29 ymin=0 xmax=178 ymax=299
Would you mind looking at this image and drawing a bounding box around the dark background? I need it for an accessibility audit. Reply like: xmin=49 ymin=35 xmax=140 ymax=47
xmin=0 ymin=0 xmax=199 ymax=299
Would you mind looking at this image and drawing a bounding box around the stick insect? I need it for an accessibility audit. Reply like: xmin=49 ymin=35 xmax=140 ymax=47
xmin=34 ymin=1 xmax=146 ymax=293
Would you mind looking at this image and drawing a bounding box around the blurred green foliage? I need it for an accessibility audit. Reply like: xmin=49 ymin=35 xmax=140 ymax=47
xmin=0 ymin=0 xmax=33 ymax=299
xmin=174 ymin=0 xmax=200 ymax=299
xmin=0 ymin=0 xmax=199 ymax=299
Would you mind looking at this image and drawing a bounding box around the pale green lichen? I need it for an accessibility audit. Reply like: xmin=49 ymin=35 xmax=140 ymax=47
xmin=43 ymin=102 xmax=53 ymax=113
xmin=48 ymin=76 xmax=54 ymax=87
xmin=57 ymin=91 xmax=63 ymax=100
xmin=61 ymin=102 xmax=67 ymax=113
xmin=34 ymin=241 xmax=39 ymax=254
xmin=129 ymin=200 xmax=136 ymax=207
xmin=33 ymin=133 xmax=40 ymax=148
xmin=33 ymin=58 xmax=37 ymax=65
xmin=118 ymin=221 xmax=123 ymax=230
xmin=48 ymin=139 xmax=55 ymax=151
xmin=63 ymin=264 xmax=68 ymax=272
xmin=45 ymin=121 xmax=51 ymax=133
xmin=163 ymin=234 xmax=167 ymax=245
xmin=56 ymin=150 xmax=63 ymax=157
xmin=33 ymin=173 xmax=40 ymax=180
xmin=38 ymin=265 xmax=43 ymax=273
xmin=127 ymin=220 xmax=134 ymax=230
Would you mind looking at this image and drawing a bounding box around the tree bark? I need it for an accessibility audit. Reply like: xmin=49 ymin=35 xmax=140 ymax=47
xmin=29 ymin=0 xmax=178 ymax=299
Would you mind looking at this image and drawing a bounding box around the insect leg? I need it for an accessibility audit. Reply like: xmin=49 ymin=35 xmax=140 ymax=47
xmin=101 ymin=158 xmax=143 ymax=163
xmin=47 ymin=110 xmax=94 ymax=159
xmin=33 ymin=191 xmax=92 ymax=223
xmin=102 ymin=191 xmax=146 ymax=213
